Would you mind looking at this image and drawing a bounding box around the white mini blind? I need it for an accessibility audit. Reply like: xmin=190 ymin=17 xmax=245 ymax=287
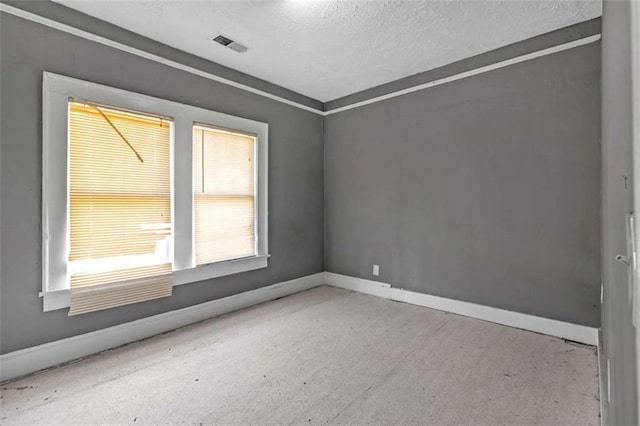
xmin=68 ymin=101 xmax=173 ymax=315
xmin=192 ymin=125 xmax=256 ymax=265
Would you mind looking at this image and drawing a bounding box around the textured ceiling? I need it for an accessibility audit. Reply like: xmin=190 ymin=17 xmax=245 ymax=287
xmin=53 ymin=0 xmax=602 ymax=102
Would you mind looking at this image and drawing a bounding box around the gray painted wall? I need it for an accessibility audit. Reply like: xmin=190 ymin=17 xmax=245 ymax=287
xmin=325 ymin=18 xmax=601 ymax=111
xmin=600 ymin=0 xmax=638 ymax=424
xmin=0 ymin=0 xmax=608 ymax=378
xmin=325 ymin=43 xmax=601 ymax=327
xmin=2 ymin=0 xmax=322 ymax=111
xmin=0 ymin=12 xmax=324 ymax=354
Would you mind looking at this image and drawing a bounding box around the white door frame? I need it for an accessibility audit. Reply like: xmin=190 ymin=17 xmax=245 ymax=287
xmin=631 ymin=0 xmax=640 ymax=414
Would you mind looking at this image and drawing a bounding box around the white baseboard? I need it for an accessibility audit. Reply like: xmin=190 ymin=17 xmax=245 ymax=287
xmin=324 ymin=272 xmax=598 ymax=346
xmin=324 ymin=273 xmax=393 ymax=299
xmin=596 ymin=332 xmax=607 ymax=426
xmin=1 ymin=271 xmax=599 ymax=382
xmin=0 ymin=273 xmax=325 ymax=383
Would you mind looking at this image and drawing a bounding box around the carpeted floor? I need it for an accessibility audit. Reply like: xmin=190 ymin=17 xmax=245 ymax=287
xmin=0 ymin=285 xmax=600 ymax=425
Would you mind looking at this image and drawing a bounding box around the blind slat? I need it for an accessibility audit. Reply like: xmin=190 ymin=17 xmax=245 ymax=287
xmin=193 ymin=127 xmax=256 ymax=265
xmin=68 ymin=101 xmax=173 ymax=314
xmin=69 ymin=273 xmax=173 ymax=316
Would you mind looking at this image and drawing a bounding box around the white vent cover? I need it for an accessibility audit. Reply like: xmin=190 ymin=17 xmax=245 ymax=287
xmin=213 ymin=34 xmax=248 ymax=53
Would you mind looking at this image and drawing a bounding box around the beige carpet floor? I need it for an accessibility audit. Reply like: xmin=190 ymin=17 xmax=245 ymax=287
xmin=0 ymin=285 xmax=600 ymax=425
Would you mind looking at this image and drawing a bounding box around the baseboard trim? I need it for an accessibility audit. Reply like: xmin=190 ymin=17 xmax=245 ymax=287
xmin=324 ymin=273 xmax=393 ymax=299
xmin=1 ymin=271 xmax=599 ymax=382
xmin=324 ymin=272 xmax=598 ymax=346
xmin=597 ymin=330 xmax=608 ymax=426
xmin=0 ymin=272 xmax=325 ymax=383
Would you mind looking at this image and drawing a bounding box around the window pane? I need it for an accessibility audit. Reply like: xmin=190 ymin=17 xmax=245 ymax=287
xmin=68 ymin=101 xmax=172 ymax=286
xmin=193 ymin=126 xmax=256 ymax=265
xmin=194 ymin=196 xmax=255 ymax=263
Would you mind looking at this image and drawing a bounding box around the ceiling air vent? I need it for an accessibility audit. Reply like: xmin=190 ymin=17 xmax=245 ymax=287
xmin=213 ymin=34 xmax=248 ymax=53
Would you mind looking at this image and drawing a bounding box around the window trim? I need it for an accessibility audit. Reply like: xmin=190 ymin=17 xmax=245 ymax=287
xmin=42 ymin=72 xmax=269 ymax=312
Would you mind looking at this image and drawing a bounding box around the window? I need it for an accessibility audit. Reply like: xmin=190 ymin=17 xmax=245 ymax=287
xmin=192 ymin=125 xmax=257 ymax=265
xmin=42 ymin=73 xmax=269 ymax=313
xmin=67 ymin=102 xmax=173 ymax=315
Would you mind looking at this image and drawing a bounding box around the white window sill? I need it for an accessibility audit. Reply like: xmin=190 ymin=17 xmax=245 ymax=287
xmin=40 ymin=254 xmax=269 ymax=312
xmin=39 ymin=288 xmax=72 ymax=312
xmin=173 ymin=254 xmax=269 ymax=286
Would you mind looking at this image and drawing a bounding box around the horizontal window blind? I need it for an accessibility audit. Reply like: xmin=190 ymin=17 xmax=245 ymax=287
xmin=68 ymin=101 xmax=173 ymax=315
xmin=193 ymin=126 xmax=256 ymax=265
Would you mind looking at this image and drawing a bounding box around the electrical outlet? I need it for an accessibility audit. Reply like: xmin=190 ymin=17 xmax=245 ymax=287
xmin=372 ymin=264 xmax=380 ymax=276
xmin=601 ymin=283 xmax=604 ymax=305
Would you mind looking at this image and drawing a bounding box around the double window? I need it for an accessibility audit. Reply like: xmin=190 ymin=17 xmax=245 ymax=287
xmin=42 ymin=73 xmax=268 ymax=314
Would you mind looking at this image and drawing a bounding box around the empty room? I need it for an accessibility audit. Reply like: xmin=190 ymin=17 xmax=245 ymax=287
xmin=0 ymin=0 xmax=638 ymax=424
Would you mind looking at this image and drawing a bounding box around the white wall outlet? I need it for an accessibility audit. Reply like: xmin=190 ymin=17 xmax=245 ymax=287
xmin=372 ymin=264 xmax=380 ymax=276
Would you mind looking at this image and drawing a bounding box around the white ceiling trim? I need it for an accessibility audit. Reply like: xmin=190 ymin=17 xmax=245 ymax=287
xmin=323 ymin=34 xmax=601 ymax=116
xmin=0 ymin=3 xmax=324 ymax=115
xmin=53 ymin=0 xmax=600 ymax=102
xmin=2 ymin=3 xmax=600 ymax=118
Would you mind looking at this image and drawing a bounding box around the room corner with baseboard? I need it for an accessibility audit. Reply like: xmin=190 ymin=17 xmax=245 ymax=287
xmin=1 ymin=0 xmax=638 ymax=424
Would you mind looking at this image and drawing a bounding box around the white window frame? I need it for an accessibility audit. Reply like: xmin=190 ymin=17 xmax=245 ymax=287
xmin=41 ymin=72 xmax=269 ymax=312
